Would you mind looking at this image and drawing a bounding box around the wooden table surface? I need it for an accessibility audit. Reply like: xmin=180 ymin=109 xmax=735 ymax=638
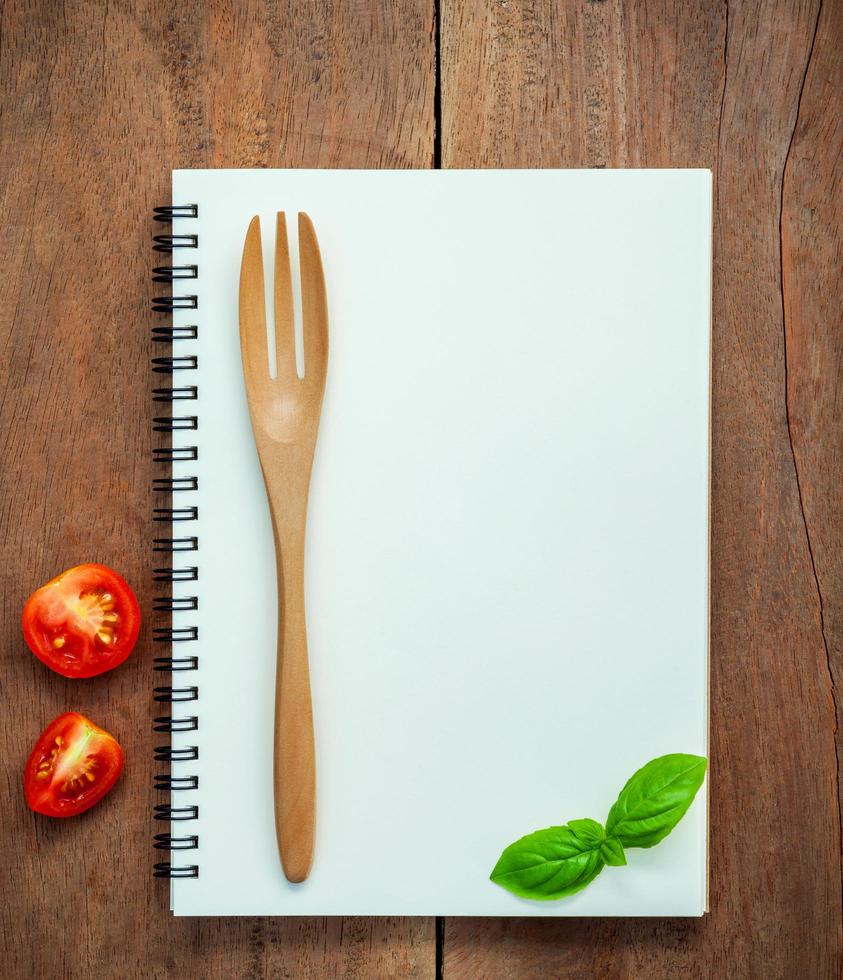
xmin=1 ymin=1 xmax=840 ymax=977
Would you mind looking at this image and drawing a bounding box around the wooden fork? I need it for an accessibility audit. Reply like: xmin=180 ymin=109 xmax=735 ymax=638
xmin=239 ymin=212 xmax=328 ymax=883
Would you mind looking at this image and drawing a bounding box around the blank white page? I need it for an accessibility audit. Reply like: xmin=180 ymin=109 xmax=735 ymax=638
xmin=168 ymin=168 xmax=711 ymax=916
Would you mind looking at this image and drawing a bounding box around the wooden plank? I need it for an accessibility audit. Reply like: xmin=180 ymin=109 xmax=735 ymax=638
xmin=441 ymin=0 xmax=842 ymax=977
xmin=0 ymin=1 xmax=434 ymax=977
xmin=781 ymin=0 xmax=843 ymax=862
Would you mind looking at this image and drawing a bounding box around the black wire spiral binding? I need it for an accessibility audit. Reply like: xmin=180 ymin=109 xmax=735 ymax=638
xmin=154 ymin=204 xmax=199 ymax=222
xmin=153 ymin=265 xmax=198 ymax=282
xmin=153 ymin=324 xmax=198 ymax=342
xmin=153 ymin=626 xmax=199 ymax=643
xmin=153 ymin=595 xmax=198 ymax=612
xmin=152 ymin=203 xmax=200 ymax=880
xmin=153 ymin=385 xmax=198 ymax=402
xmin=154 ymin=803 xmax=199 ymax=821
xmin=153 ymin=863 xmax=199 ymax=879
xmin=153 ymin=476 xmax=199 ymax=492
xmin=152 ymin=355 xmax=199 ymax=374
xmin=153 ymin=565 xmax=198 ymax=582
xmin=152 ymin=295 xmax=199 ymax=313
xmin=154 ymin=774 xmax=200 ymax=791
xmin=154 ymin=685 xmax=199 ymax=701
xmin=153 ymin=655 xmax=199 ymax=671
xmin=154 ymin=833 xmax=199 ymax=850
xmin=154 ymin=745 xmax=199 ymax=762
xmin=153 ymin=234 xmax=199 ymax=253
xmin=153 ymin=416 xmax=198 ymax=432
xmin=154 ymin=506 xmax=199 ymax=522
xmin=153 ymin=446 xmax=198 ymax=463
xmin=153 ymin=536 xmax=199 ymax=554
xmin=153 ymin=447 xmax=198 ymax=464
xmin=154 ymin=715 xmax=199 ymax=733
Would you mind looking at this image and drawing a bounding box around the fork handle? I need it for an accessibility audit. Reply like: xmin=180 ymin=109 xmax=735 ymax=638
xmin=270 ymin=496 xmax=316 ymax=883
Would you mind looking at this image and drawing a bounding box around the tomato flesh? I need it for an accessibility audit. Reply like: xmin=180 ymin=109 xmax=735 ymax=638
xmin=22 ymin=563 xmax=140 ymax=678
xmin=24 ymin=712 xmax=124 ymax=817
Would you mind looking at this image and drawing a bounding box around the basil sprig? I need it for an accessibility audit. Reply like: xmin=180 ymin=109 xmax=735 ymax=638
xmin=490 ymin=753 xmax=707 ymax=901
xmin=489 ymin=819 xmax=606 ymax=900
xmin=606 ymin=753 xmax=708 ymax=848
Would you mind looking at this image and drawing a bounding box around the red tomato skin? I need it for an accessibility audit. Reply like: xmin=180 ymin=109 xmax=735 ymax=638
xmin=22 ymin=563 xmax=141 ymax=678
xmin=24 ymin=712 xmax=125 ymax=818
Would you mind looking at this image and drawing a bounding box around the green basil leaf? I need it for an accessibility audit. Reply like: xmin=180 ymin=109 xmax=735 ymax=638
xmin=599 ymin=837 xmax=627 ymax=866
xmin=566 ymin=818 xmax=605 ymax=847
xmin=490 ymin=822 xmax=605 ymax=900
xmin=606 ymin=753 xmax=707 ymax=849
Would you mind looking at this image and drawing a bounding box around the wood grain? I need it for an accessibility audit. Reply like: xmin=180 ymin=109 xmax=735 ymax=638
xmin=0 ymin=1 xmax=434 ymax=978
xmin=239 ymin=212 xmax=329 ymax=884
xmin=441 ymin=0 xmax=842 ymax=977
xmin=2 ymin=0 xmax=841 ymax=977
xmin=781 ymin=0 xmax=843 ymax=860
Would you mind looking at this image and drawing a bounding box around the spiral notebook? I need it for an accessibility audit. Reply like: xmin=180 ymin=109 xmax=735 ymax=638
xmin=152 ymin=169 xmax=712 ymax=916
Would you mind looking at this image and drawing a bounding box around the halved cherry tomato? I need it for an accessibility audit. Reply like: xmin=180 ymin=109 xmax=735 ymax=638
xmin=24 ymin=712 xmax=125 ymax=817
xmin=22 ymin=563 xmax=140 ymax=678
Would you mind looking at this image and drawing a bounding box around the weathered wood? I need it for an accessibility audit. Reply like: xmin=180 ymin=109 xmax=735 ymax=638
xmin=0 ymin=1 xmax=434 ymax=978
xmin=2 ymin=0 xmax=841 ymax=976
xmin=441 ymin=0 xmax=842 ymax=977
xmin=781 ymin=0 xmax=843 ymax=869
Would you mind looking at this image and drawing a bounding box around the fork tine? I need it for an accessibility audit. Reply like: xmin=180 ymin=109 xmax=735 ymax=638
xmin=239 ymin=215 xmax=268 ymax=384
xmin=298 ymin=212 xmax=328 ymax=385
xmin=274 ymin=213 xmax=297 ymax=381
